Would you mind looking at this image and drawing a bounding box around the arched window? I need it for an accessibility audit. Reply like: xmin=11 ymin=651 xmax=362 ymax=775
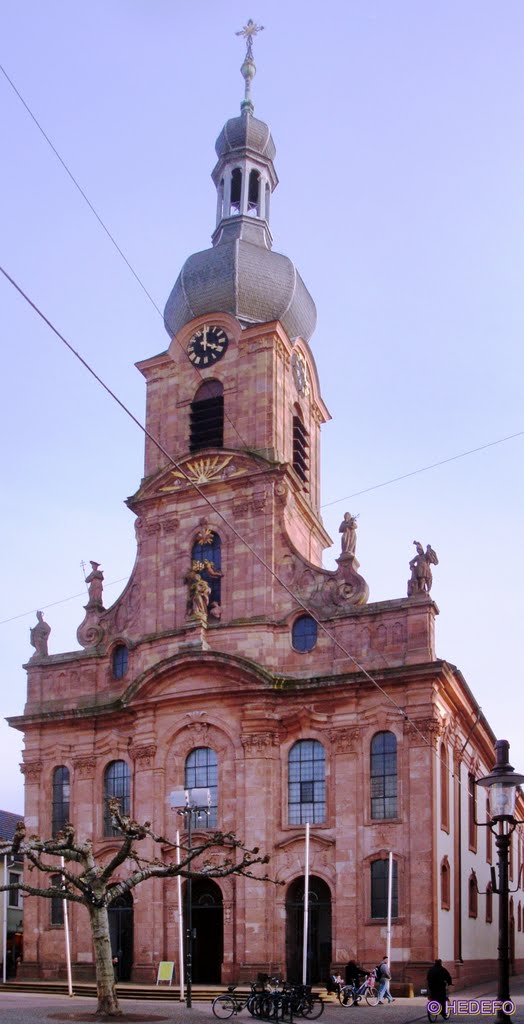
xmin=185 ymin=747 xmax=218 ymax=827
xmin=371 ymin=858 xmax=398 ymax=918
xmin=190 ymin=380 xmax=224 ymax=452
xmin=468 ymin=772 xmax=477 ymax=851
xmin=440 ymin=743 xmax=449 ymax=831
xmin=265 ymin=183 xmax=271 ymax=221
xmin=292 ymin=615 xmax=317 ymax=652
xmin=112 ymin=644 xmax=129 ymax=680
xmin=191 ymin=530 xmax=221 ymax=609
xmin=217 ymin=178 xmax=225 ymax=221
xmin=230 ymin=168 xmax=242 ymax=215
xmin=52 ymin=765 xmax=70 ymax=836
xmin=288 ymin=740 xmax=326 ymax=825
xmin=247 ymin=169 xmax=261 ymax=216
xmin=292 ymin=407 xmax=309 ymax=485
xmin=441 ymin=857 xmax=450 ymax=910
xmin=486 ymin=882 xmax=493 ymax=924
xmin=104 ymin=760 xmax=131 ymax=836
xmin=486 ymin=795 xmax=493 ymax=863
xmin=370 ymin=732 xmax=397 ymax=820
xmin=468 ymin=871 xmax=478 ymax=918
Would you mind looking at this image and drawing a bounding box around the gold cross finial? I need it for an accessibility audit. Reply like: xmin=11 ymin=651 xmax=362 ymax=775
xmin=235 ymin=18 xmax=264 ymax=61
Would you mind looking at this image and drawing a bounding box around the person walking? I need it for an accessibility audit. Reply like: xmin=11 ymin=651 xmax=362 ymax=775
xmin=376 ymin=956 xmax=395 ymax=1004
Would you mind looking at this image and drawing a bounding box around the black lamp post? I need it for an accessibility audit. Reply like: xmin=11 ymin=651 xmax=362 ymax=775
xmin=476 ymin=740 xmax=524 ymax=1024
xmin=170 ymin=787 xmax=211 ymax=1009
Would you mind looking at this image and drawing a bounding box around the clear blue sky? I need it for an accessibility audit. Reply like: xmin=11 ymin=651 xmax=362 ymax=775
xmin=1 ymin=0 xmax=523 ymax=813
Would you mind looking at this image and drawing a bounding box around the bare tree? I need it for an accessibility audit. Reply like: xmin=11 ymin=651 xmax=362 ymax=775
xmin=0 ymin=799 xmax=275 ymax=1018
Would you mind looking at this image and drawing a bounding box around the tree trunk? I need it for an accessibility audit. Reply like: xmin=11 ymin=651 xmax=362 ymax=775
xmin=89 ymin=903 xmax=122 ymax=1016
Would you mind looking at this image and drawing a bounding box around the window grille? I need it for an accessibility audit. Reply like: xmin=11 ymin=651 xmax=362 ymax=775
xmin=288 ymin=740 xmax=326 ymax=825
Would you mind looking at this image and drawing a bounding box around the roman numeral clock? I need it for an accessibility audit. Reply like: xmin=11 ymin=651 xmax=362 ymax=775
xmin=187 ymin=325 xmax=229 ymax=366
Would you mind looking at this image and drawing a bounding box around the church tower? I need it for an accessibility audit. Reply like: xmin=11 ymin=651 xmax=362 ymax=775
xmin=135 ymin=37 xmax=331 ymax=585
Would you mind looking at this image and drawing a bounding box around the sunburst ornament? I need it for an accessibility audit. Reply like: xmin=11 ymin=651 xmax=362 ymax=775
xmin=160 ymin=456 xmax=235 ymax=490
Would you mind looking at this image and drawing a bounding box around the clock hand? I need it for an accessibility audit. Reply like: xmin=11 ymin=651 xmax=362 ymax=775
xmin=201 ymin=325 xmax=208 ymax=350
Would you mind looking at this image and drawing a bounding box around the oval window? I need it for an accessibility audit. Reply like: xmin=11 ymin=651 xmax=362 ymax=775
xmin=112 ymin=644 xmax=129 ymax=680
xmin=292 ymin=615 xmax=317 ymax=652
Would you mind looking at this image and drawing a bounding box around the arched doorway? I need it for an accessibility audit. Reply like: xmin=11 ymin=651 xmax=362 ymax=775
xmin=286 ymin=876 xmax=332 ymax=984
xmin=108 ymin=892 xmax=133 ymax=981
xmin=186 ymin=878 xmax=224 ymax=983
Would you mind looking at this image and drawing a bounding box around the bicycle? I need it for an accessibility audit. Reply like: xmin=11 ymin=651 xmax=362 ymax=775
xmin=338 ymin=973 xmax=378 ymax=1007
xmin=426 ymin=984 xmax=451 ymax=1022
xmin=212 ymin=983 xmax=259 ymax=1019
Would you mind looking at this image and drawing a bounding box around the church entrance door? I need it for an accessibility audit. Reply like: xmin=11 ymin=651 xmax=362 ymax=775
xmin=108 ymin=892 xmax=133 ymax=981
xmin=186 ymin=878 xmax=224 ymax=983
xmin=286 ymin=876 xmax=332 ymax=984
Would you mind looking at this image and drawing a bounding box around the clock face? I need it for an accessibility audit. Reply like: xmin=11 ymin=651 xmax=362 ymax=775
xmin=187 ymin=325 xmax=229 ymax=367
xmin=291 ymin=351 xmax=310 ymax=397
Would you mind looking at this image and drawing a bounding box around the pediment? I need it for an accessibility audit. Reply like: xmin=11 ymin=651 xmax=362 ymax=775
xmin=131 ymin=449 xmax=272 ymax=503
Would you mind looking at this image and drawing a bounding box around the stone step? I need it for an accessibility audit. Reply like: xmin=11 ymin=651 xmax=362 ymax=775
xmin=0 ymin=980 xmax=334 ymax=1003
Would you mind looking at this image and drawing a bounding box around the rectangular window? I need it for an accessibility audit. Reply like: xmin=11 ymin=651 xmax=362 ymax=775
xmin=50 ymin=874 xmax=64 ymax=927
xmin=371 ymin=859 xmax=398 ymax=918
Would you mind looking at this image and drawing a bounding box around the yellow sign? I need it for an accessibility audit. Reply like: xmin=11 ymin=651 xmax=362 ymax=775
xmin=156 ymin=961 xmax=175 ymax=985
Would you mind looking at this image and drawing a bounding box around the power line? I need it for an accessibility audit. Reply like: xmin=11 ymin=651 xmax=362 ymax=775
xmin=3 ymin=62 xmax=520 ymax=520
xmin=2 ymin=262 xmax=449 ymax=761
xmin=0 ymin=578 xmax=129 ymax=627
xmin=0 ymin=61 xmax=252 ymax=453
xmin=321 ymin=430 xmax=524 ymax=509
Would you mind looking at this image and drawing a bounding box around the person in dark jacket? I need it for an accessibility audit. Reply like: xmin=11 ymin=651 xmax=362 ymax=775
xmin=427 ymin=959 xmax=452 ymax=1007
xmin=344 ymin=961 xmax=367 ymax=1004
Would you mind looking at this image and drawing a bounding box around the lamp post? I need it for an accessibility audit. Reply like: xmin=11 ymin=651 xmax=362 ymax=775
xmin=170 ymin=787 xmax=211 ymax=1010
xmin=476 ymin=740 xmax=524 ymax=1024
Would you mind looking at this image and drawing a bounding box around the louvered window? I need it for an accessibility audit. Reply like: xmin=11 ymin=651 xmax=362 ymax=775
xmin=293 ymin=411 xmax=309 ymax=484
xmin=190 ymin=381 xmax=224 ymax=452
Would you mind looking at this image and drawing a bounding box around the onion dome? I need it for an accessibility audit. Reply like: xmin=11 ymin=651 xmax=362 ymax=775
xmin=164 ymin=30 xmax=316 ymax=342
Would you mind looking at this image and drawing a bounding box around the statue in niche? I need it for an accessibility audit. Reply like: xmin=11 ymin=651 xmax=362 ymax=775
xmin=85 ymin=561 xmax=104 ymax=606
xmin=339 ymin=512 xmax=358 ymax=556
xmin=408 ymin=540 xmax=439 ymax=596
xmin=30 ymin=610 xmax=51 ymax=656
xmin=185 ymin=566 xmax=211 ymax=624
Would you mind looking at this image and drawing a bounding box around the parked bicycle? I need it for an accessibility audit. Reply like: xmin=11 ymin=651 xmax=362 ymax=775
xmin=337 ymin=972 xmax=379 ymax=1007
xmin=212 ymin=983 xmax=259 ymax=1018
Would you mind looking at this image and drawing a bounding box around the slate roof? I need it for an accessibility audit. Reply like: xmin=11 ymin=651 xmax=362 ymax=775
xmin=164 ymin=238 xmax=317 ymax=342
xmin=0 ymin=810 xmax=23 ymax=841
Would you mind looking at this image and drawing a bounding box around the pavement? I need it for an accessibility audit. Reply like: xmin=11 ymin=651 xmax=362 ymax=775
xmin=0 ymin=978 xmax=523 ymax=1024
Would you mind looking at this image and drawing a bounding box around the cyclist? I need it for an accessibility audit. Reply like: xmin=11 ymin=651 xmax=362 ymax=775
xmin=343 ymin=960 xmax=367 ymax=1005
xmin=427 ymin=959 xmax=452 ymax=1018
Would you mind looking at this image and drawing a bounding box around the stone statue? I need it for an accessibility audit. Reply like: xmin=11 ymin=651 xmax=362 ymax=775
xmin=408 ymin=540 xmax=439 ymax=596
xmin=339 ymin=512 xmax=358 ymax=556
xmin=85 ymin=561 xmax=104 ymax=606
xmin=186 ymin=567 xmax=211 ymax=625
xmin=30 ymin=610 xmax=51 ymax=656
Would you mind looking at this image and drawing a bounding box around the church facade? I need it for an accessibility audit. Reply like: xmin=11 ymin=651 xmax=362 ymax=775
xmin=11 ymin=42 xmax=524 ymax=991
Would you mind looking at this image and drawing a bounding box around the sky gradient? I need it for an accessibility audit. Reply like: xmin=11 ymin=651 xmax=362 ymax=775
xmin=1 ymin=0 xmax=523 ymax=814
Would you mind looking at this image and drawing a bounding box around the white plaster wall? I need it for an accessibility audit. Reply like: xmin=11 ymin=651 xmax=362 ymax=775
xmin=436 ymin=739 xmax=454 ymax=960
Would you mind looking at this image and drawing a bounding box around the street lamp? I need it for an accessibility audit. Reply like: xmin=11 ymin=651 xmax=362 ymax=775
xmin=170 ymin=787 xmax=211 ymax=1009
xmin=476 ymin=740 xmax=524 ymax=1024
